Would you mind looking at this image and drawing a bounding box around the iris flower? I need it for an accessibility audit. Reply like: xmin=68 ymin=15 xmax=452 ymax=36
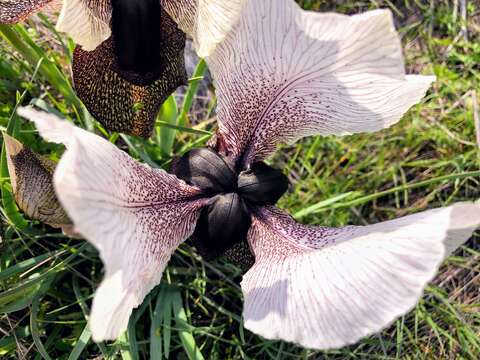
xmin=12 ymin=0 xmax=480 ymax=350
xmin=0 ymin=0 xmax=245 ymax=136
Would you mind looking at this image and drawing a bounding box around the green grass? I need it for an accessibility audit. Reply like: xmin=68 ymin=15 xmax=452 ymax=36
xmin=1 ymin=1 xmax=480 ymax=359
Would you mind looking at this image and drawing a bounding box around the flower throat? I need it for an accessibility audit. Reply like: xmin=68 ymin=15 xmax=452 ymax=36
xmin=111 ymin=0 xmax=163 ymax=85
xmin=173 ymin=148 xmax=289 ymax=259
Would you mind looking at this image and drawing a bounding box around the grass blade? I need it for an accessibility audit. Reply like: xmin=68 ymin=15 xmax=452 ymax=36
xmin=67 ymin=324 xmax=91 ymax=360
xmin=293 ymin=191 xmax=360 ymax=218
xmin=30 ymin=280 xmax=54 ymax=360
xmin=172 ymin=291 xmax=204 ymax=360
xmin=0 ymin=24 xmax=80 ymax=109
xmin=0 ymin=250 xmax=63 ymax=282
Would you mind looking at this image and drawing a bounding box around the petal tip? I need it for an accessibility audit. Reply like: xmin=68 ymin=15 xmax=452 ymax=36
xmin=55 ymin=0 xmax=111 ymax=51
xmin=2 ymin=133 xmax=22 ymax=191
xmin=17 ymin=107 xmax=74 ymax=145
xmin=3 ymin=132 xmax=23 ymax=158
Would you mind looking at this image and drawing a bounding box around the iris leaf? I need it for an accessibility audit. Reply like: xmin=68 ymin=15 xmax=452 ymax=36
xmin=157 ymin=121 xmax=212 ymax=136
xmin=67 ymin=324 xmax=92 ymax=360
xmin=162 ymin=289 xmax=173 ymax=358
xmin=150 ymin=284 xmax=176 ymax=359
xmin=157 ymin=94 xmax=179 ymax=156
xmin=178 ymin=59 xmax=207 ymax=128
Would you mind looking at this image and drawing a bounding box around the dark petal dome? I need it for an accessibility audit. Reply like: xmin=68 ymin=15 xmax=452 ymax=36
xmin=238 ymin=162 xmax=289 ymax=205
xmin=172 ymin=147 xmax=288 ymax=262
xmin=193 ymin=193 xmax=251 ymax=260
xmin=173 ymin=148 xmax=237 ymax=195
xmin=72 ymin=7 xmax=187 ymax=137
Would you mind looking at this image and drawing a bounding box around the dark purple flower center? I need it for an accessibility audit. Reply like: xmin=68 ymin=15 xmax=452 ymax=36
xmin=111 ymin=0 xmax=163 ymax=85
xmin=173 ymin=148 xmax=289 ymax=259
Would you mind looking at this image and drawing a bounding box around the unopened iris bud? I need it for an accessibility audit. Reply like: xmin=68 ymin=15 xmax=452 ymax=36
xmin=3 ymin=133 xmax=71 ymax=229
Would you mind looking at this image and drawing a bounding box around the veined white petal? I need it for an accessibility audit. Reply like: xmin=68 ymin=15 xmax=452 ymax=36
xmin=56 ymin=0 xmax=111 ymax=51
xmin=161 ymin=0 xmax=245 ymax=57
xmin=207 ymin=0 xmax=435 ymax=164
xmin=18 ymin=107 xmax=206 ymax=341
xmin=194 ymin=0 xmax=246 ymax=57
xmin=242 ymin=204 xmax=480 ymax=350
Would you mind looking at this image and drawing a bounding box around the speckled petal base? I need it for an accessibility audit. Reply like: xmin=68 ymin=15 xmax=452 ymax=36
xmin=0 ymin=0 xmax=52 ymax=24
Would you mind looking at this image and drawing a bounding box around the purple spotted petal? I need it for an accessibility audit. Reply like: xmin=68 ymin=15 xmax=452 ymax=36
xmin=0 ymin=0 xmax=111 ymax=51
xmin=17 ymin=107 xmax=208 ymax=342
xmin=0 ymin=0 xmax=52 ymax=24
xmin=206 ymin=0 xmax=435 ymax=166
xmin=242 ymin=205 xmax=480 ymax=350
xmin=161 ymin=0 xmax=245 ymax=57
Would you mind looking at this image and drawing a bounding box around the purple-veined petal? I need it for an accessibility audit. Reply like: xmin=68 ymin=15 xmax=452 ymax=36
xmin=71 ymin=10 xmax=187 ymax=138
xmin=56 ymin=0 xmax=111 ymax=51
xmin=0 ymin=0 xmax=53 ymax=24
xmin=206 ymin=0 xmax=435 ymax=165
xmin=242 ymin=204 xmax=480 ymax=350
xmin=18 ymin=107 xmax=207 ymax=341
xmin=161 ymin=0 xmax=245 ymax=57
